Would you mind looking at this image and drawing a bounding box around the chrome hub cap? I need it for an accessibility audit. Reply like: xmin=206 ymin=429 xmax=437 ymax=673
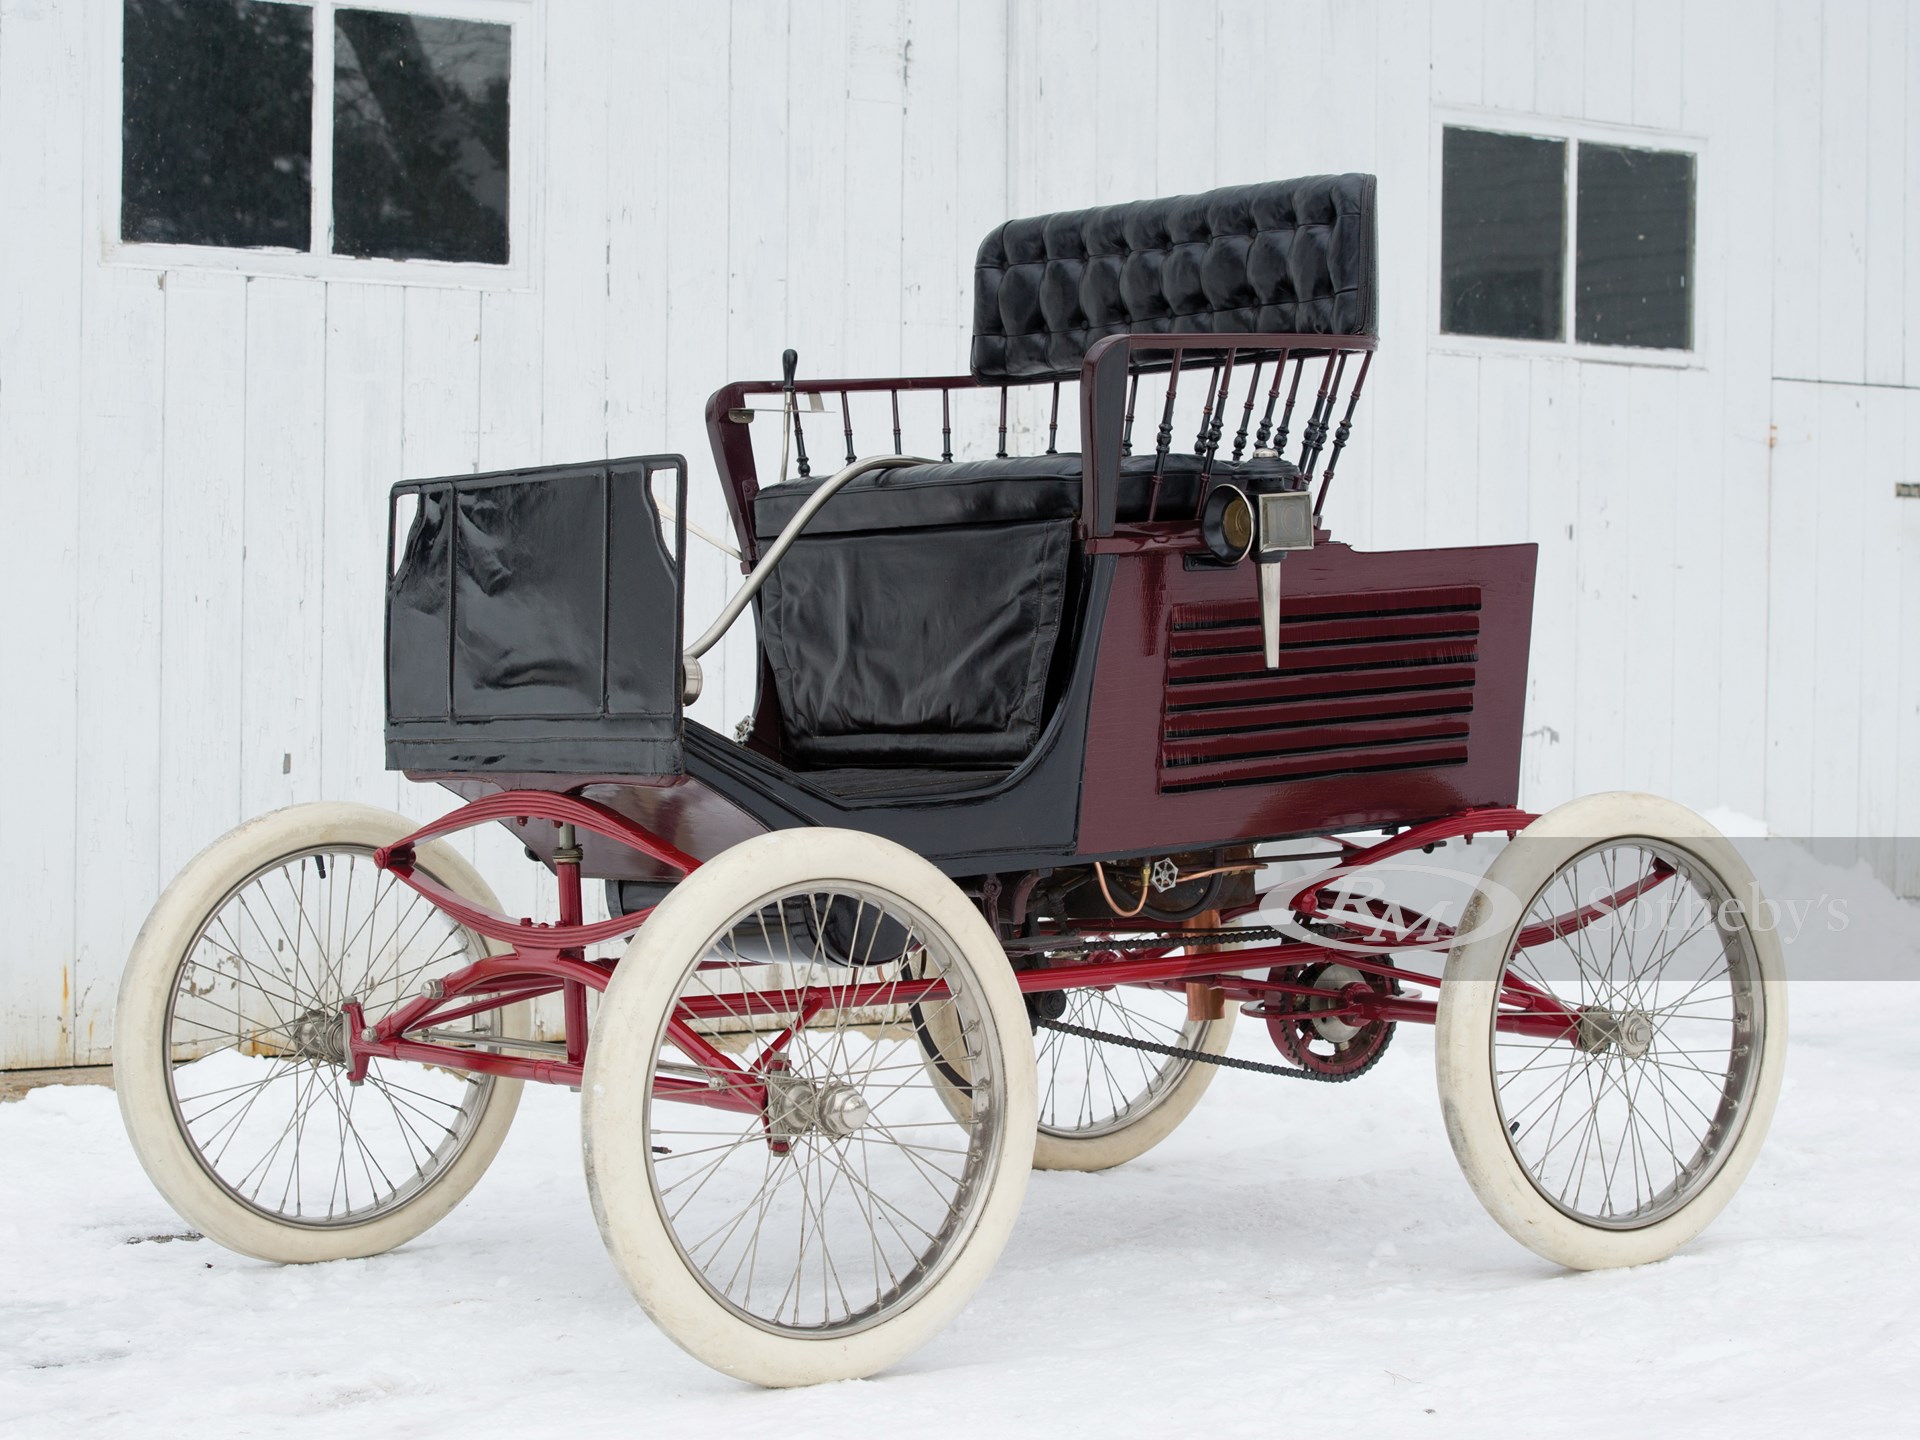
xmin=1617 ymin=1010 xmax=1655 ymax=1060
xmin=818 ymin=1083 xmax=870 ymax=1138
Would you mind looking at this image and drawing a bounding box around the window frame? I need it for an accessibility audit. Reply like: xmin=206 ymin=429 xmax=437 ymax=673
xmin=98 ymin=0 xmax=540 ymax=289
xmin=1430 ymin=110 xmax=1708 ymax=370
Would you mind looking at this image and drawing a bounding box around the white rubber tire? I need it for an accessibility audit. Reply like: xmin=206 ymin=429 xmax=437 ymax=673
xmin=1434 ymin=792 xmax=1788 ymax=1270
xmin=114 ymin=802 xmax=527 ymax=1264
xmin=581 ymin=827 xmax=1037 ymax=1388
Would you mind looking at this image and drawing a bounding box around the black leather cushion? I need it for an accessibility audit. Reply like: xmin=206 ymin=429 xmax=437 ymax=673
xmin=753 ymin=452 xmax=1302 ymax=538
xmin=758 ymin=518 xmax=1073 ymax=765
xmin=971 ymin=175 xmax=1378 ymax=382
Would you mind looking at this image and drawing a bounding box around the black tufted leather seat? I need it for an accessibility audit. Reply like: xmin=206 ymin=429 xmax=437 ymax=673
xmin=971 ymin=174 xmax=1377 ymax=382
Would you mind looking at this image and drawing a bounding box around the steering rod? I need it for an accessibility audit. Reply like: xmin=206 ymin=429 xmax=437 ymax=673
xmin=680 ymin=453 xmax=928 ymax=703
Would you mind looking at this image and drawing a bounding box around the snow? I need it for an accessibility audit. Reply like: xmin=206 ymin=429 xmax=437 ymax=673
xmin=4 ymin=837 xmax=1918 ymax=1438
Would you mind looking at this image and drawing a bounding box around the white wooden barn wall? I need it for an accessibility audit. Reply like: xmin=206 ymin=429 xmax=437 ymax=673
xmin=2 ymin=0 xmax=1916 ymax=1067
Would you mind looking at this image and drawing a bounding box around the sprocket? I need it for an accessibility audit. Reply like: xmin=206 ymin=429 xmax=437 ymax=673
xmin=1259 ymin=962 xmax=1396 ymax=1077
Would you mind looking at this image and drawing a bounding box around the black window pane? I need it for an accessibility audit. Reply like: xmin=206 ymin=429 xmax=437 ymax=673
xmin=332 ymin=10 xmax=510 ymax=264
xmin=122 ymin=0 xmax=313 ymax=249
xmin=1441 ymin=127 xmax=1566 ymax=341
xmin=1576 ymin=144 xmax=1694 ymax=349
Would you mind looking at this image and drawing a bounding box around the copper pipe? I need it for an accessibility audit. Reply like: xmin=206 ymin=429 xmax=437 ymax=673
xmin=1093 ymin=860 xmax=1152 ymax=918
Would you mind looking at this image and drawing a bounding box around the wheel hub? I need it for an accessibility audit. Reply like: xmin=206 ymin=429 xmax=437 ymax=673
xmin=290 ymin=1008 xmax=348 ymax=1066
xmin=1575 ymin=1007 xmax=1656 ymax=1059
xmin=765 ymin=1071 xmax=870 ymax=1144
xmin=1617 ymin=1011 xmax=1655 ymax=1060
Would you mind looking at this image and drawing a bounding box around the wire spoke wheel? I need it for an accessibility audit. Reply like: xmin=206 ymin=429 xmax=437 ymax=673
xmin=164 ymin=846 xmax=495 ymax=1226
xmin=583 ymin=828 xmax=1034 ymax=1387
xmin=1494 ymin=842 xmax=1760 ymax=1226
xmin=116 ymin=804 xmax=526 ymax=1263
xmin=1436 ymin=794 xmax=1786 ymax=1270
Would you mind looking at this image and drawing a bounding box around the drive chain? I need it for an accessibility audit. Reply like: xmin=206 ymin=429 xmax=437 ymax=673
xmin=1016 ymin=923 xmax=1374 ymax=1083
xmin=1032 ymin=1016 xmax=1368 ymax=1084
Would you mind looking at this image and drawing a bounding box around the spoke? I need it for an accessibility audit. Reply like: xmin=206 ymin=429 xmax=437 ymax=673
xmin=194 ymin=926 xmax=305 ymax=1022
xmin=664 ymin=1134 xmax=759 ymax=1215
xmin=196 ymin=1062 xmax=304 ymax=1166
xmin=235 ymin=888 xmax=328 ymax=1013
xmin=720 ymin=1149 xmax=785 ymax=1309
xmin=226 ymin=1064 xmax=330 ymax=1198
xmin=179 ymin=1063 xmax=298 ymax=1128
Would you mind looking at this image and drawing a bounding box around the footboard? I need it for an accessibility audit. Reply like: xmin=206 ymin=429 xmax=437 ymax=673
xmin=384 ymin=455 xmax=689 ymax=777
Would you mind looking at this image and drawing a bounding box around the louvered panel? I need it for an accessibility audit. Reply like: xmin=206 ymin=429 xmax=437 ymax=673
xmin=1162 ymin=713 xmax=1472 ymax=767
xmin=1159 ymin=740 xmax=1475 ymax=794
xmin=1169 ymin=610 xmax=1483 ymax=653
xmin=1165 ymin=686 xmax=1477 ymax=738
xmin=1159 ymin=586 xmax=1483 ymax=793
xmin=1164 ymin=663 xmax=1480 ymax=711
xmin=1168 ymin=634 xmax=1479 ymax=683
xmin=1170 ymin=584 xmax=1482 ymax=628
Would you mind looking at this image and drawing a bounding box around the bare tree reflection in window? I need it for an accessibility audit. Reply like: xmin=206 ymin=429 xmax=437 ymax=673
xmin=332 ymin=9 xmax=510 ymax=264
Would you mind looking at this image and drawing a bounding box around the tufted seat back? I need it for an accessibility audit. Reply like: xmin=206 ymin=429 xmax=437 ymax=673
xmin=971 ymin=174 xmax=1377 ymax=383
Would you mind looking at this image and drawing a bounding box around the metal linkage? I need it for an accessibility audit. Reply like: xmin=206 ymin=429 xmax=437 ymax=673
xmin=683 ymin=454 xmax=929 ymax=666
xmin=1002 ymin=925 xmax=1288 ymax=958
xmin=372 ymin=794 xmax=698 ymax=952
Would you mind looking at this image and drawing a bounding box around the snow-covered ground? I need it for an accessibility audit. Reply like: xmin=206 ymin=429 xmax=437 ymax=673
xmin=4 ymin=838 xmax=1917 ymax=1439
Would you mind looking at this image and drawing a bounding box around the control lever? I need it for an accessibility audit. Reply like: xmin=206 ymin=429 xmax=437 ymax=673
xmin=781 ymin=348 xmax=811 ymax=481
xmin=1254 ymin=490 xmax=1315 ymax=669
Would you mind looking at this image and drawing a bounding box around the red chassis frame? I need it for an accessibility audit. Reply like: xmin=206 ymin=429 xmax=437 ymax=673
xmin=341 ymin=790 xmax=1628 ymax=1109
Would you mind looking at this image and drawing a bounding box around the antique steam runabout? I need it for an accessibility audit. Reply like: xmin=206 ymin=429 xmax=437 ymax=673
xmin=117 ymin=175 xmax=1786 ymax=1387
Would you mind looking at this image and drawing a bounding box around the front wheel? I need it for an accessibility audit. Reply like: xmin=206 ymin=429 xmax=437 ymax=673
xmin=1434 ymin=793 xmax=1787 ymax=1270
xmin=114 ymin=802 xmax=528 ymax=1264
xmin=581 ymin=828 xmax=1036 ymax=1387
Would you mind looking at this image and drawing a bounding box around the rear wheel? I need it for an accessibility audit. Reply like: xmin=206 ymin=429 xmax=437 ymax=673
xmin=1028 ymin=987 xmax=1234 ymax=1171
xmin=581 ymin=828 xmax=1035 ymax=1387
xmin=1435 ymin=793 xmax=1787 ymax=1270
xmin=114 ymin=803 xmax=527 ymax=1263
xmin=922 ymin=968 xmax=1233 ymax=1171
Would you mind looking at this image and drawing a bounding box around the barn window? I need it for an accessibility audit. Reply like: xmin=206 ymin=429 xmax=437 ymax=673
xmin=1574 ymin=144 xmax=1695 ymax=349
xmin=118 ymin=0 xmax=519 ymax=270
xmin=1440 ymin=128 xmax=1567 ymax=342
xmin=121 ymin=0 xmax=315 ymax=250
xmin=1440 ymin=123 xmax=1696 ymax=353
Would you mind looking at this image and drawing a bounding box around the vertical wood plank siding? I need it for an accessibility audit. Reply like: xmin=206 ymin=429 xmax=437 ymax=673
xmin=2 ymin=0 xmax=1916 ymax=1065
